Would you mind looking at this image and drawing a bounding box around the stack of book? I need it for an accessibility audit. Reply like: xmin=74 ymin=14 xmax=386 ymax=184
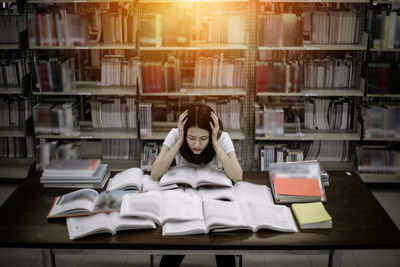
xmin=40 ymin=159 xmax=110 ymax=189
xmin=268 ymin=161 xmax=327 ymax=203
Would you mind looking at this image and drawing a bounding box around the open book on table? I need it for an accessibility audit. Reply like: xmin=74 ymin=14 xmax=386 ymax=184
xmin=159 ymin=165 xmax=233 ymax=189
xmin=268 ymin=161 xmax=327 ymax=203
xmin=120 ymin=190 xmax=203 ymax=225
xmin=162 ymin=199 xmax=298 ymax=236
xmin=66 ymin=212 xmax=156 ymax=240
xmin=193 ymin=181 xmax=274 ymax=203
xmin=106 ymin=167 xmax=164 ymax=192
xmin=47 ymin=188 xmax=129 ymax=218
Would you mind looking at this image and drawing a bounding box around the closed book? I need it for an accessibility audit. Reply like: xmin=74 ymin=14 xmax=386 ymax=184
xmin=291 ymin=202 xmax=332 ymax=229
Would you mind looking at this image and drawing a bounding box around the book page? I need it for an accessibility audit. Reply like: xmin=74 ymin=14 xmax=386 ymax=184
xmin=240 ymin=202 xmax=297 ymax=233
xmin=120 ymin=191 xmax=162 ymax=224
xmin=195 ymin=167 xmax=233 ymax=188
xmin=203 ymin=200 xmax=248 ymax=231
xmin=106 ymin=167 xmax=144 ymax=191
xmin=66 ymin=213 xmax=113 ymax=240
xmin=161 ymin=190 xmax=204 ymax=223
xmin=198 ymin=186 xmax=234 ymax=201
xmin=159 ymin=165 xmax=197 ymax=188
xmin=93 ymin=190 xmax=127 ymax=213
xmin=49 ymin=188 xmax=98 ymax=217
xmin=108 ymin=212 xmax=156 ymax=232
xmin=142 ymin=174 xmax=162 ymax=192
xmin=233 ymin=181 xmax=274 ymax=204
xmin=162 ymin=220 xmax=208 ymax=236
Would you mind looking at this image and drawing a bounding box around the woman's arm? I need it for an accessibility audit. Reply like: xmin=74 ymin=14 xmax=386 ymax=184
xmin=210 ymin=112 xmax=243 ymax=183
xmin=213 ymin=144 xmax=243 ymax=183
xmin=151 ymin=110 xmax=188 ymax=181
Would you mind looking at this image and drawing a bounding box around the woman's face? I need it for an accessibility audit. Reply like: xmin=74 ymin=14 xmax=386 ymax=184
xmin=186 ymin=126 xmax=210 ymax=154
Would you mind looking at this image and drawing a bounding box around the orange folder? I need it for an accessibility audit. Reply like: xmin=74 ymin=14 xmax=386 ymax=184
xmin=274 ymin=178 xmax=322 ymax=197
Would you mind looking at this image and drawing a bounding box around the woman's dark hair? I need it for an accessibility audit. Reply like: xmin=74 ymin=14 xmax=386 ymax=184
xmin=179 ymin=104 xmax=224 ymax=165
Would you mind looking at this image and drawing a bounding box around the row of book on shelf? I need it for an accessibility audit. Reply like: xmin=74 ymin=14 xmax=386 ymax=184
xmin=32 ymin=98 xmax=243 ymax=137
xmin=363 ymin=105 xmax=400 ymax=138
xmin=43 ymin=160 xmax=331 ymax=240
xmin=366 ymin=62 xmax=400 ymax=95
xmin=256 ymin=56 xmax=357 ymax=93
xmin=258 ymin=140 xmax=352 ymax=173
xmin=30 ymin=55 xmax=245 ymax=93
xmin=371 ymin=9 xmax=400 ymax=49
xmin=0 ymin=137 xmax=34 ymax=159
xmin=0 ymin=14 xmax=24 ymax=44
xmin=0 ymin=58 xmax=27 ymax=88
xmin=257 ymin=10 xmax=360 ymax=47
xmin=0 ymin=96 xmax=30 ymax=128
xmin=356 ymin=146 xmax=400 ymax=174
xmin=304 ymin=98 xmax=353 ymax=130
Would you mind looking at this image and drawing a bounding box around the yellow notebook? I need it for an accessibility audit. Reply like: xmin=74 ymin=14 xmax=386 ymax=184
xmin=291 ymin=202 xmax=332 ymax=229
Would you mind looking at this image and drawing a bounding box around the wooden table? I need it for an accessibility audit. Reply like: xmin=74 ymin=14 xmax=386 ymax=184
xmin=0 ymin=171 xmax=399 ymax=267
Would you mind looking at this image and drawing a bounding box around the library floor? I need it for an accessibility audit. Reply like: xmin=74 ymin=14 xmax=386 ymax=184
xmin=0 ymin=184 xmax=399 ymax=267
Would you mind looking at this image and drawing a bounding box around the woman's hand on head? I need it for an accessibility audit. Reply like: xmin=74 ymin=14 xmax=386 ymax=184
xmin=177 ymin=109 xmax=188 ymax=145
xmin=209 ymin=111 xmax=220 ymax=145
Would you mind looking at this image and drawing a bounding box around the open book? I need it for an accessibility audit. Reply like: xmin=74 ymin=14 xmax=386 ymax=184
xmin=195 ymin=181 xmax=274 ymax=203
xmin=269 ymin=161 xmax=327 ymax=203
xmin=120 ymin=190 xmax=203 ymax=225
xmin=47 ymin=188 xmax=128 ymax=218
xmin=106 ymin=167 xmax=163 ymax=192
xmin=159 ymin=165 xmax=233 ymax=189
xmin=162 ymin=199 xmax=297 ymax=236
xmin=66 ymin=212 xmax=156 ymax=240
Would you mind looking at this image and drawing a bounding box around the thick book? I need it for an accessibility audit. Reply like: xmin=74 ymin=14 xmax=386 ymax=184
xmin=40 ymin=163 xmax=109 ymax=183
xmin=268 ymin=161 xmax=327 ymax=203
xmin=159 ymin=165 xmax=233 ymax=189
xmin=120 ymin=190 xmax=204 ymax=225
xmin=42 ymin=170 xmax=110 ymax=189
xmin=43 ymin=159 xmax=101 ymax=177
xmin=195 ymin=181 xmax=274 ymax=204
xmin=47 ymin=188 xmax=128 ymax=218
xmin=66 ymin=212 xmax=156 ymax=240
xmin=162 ymin=200 xmax=297 ymax=236
xmin=106 ymin=167 xmax=162 ymax=192
xmin=291 ymin=202 xmax=332 ymax=229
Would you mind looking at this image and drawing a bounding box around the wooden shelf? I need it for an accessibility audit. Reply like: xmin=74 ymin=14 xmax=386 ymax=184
xmin=0 ymin=128 xmax=26 ymax=137
xmin=0 ymin=43 xmax=19 ymax=49
xmin=28 ymin=0 xmax=135 ymax=2
xmin=0 ymin=158 xmax=34 ymax=179
xmin=139 ymin=0 xmax=249 ymax=3
xmin=141 ymin=128 xmax=245 ymax=140
xmin=140 ymin=43 xmax=247 ymax=51
xmin=33 ymin=83 xmax=137 ymax=96
xmin=29 ymin=43 xmax=136 ymax=50
xmin=256 ymin=131 xmax=361 ymax=141
xmin=0 ymin=87 xmax=23 ymax=94
xmin=36 ymin=128 xmax=138 ymax=140
xmin=261 ymin=0 xmax=368 ymax=2
xmin=363 ymin=136 xmax=400 ymax=142
xmin=366 ymin=94 xmax=400 ymax=98
xmin=257 ymin=88 xmax=364 ymax=97
xmin=359 ymin=173 xmax=400 ymax=183
xmin=141 ymin=88 xmax=246 ymax=97
xmin=258 ymin=44 xmax=367 ymax=51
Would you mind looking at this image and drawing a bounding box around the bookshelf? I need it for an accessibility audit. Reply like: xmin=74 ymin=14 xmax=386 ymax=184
xmin=253 ymin=0 xmax=368 ymax=171
xmin=358 ymin=2 xmax=400 ymax=183
xmin=16 ymin=0 xmax=398 ymax=183
xmin=0 ymin=2 xmax=35 ymax=179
